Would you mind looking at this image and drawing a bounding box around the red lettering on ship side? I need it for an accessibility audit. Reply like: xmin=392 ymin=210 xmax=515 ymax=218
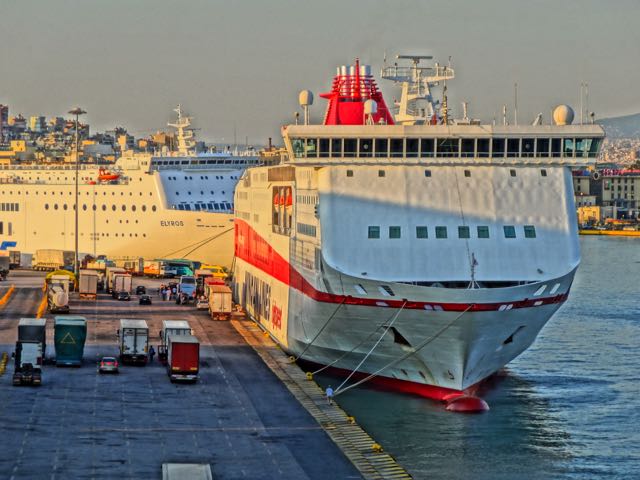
xmin=271 ymin=305 xmax=282 ymax=330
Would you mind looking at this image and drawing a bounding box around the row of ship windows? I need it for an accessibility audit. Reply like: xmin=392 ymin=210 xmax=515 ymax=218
xmin=297 ymin=223 xmax=317 ymax=237
xmin=152 ymin=159 xmax=258 ymax=166
xmin=293 ymin=137 xmax=602 ymax=159
xmin=43 ymin=204 xmax=158 ymax=212
xmin=1 ymin=190 xmax=154 ymax=197
xmin=367 ymin=225 xmax=537 ymax=239
xmin=174 ymin=202 xmax=232 ymax=211
xmin=175 ymin=191 xmax=226 ymax=196
xmin=349 ymin=168 xmax=548 ymax=178
xmin=166 ymin=175 xmax=239 ymax=181
xmin=0 ymin=203 xmax=19 ymax=212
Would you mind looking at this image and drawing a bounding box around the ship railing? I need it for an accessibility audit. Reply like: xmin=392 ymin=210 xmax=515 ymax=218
xmin=284 ymin=155 xmax=597 ymax=167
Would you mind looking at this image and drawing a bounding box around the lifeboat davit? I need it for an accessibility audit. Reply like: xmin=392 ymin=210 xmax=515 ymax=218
xmin=98 ymin=168 xmax=120 ymax=182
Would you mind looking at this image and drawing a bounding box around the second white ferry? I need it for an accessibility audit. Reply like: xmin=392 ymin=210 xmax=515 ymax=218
xmin=0 ymin=107 xmax=259 ymax=265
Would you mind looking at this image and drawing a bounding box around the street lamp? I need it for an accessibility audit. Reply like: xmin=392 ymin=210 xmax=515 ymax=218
xmin=68 ymin=107 xmax=86 ymax=280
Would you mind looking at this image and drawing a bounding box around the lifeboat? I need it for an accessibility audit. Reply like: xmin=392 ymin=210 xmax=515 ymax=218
xmin=98 ymin=168 xmax=120 ymax=182
xmin=285 ymin=188 xmax=293 ymax=208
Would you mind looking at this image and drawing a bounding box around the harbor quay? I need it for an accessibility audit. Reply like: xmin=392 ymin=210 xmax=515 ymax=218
xmin=0 ymin=270 xmax=393 ymax=480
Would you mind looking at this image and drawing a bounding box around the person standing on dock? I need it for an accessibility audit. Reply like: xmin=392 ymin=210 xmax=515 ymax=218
xmin=326 ymin=386 xmax=334 ymax=405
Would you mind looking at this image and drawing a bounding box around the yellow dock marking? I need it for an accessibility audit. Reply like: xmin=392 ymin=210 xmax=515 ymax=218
xmin=0 ymin=285 xmax=15 ymax=306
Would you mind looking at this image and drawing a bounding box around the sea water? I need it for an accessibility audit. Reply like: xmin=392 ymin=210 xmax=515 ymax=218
xmin=316 ymin=237 xmax=640 ymax=479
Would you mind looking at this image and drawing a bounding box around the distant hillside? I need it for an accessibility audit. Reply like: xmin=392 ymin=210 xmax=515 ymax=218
xmin=598 ymin=112 xmax=640 ymax=138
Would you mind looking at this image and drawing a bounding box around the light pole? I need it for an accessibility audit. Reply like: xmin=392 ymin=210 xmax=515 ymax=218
xmin=68 ymin=107 xmax=86 ymax=280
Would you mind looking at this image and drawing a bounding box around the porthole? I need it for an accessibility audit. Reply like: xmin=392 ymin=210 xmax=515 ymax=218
xmin=63 ymin=204 xmax=68 ymax=210
xmin=112 ymin=205 xmax=116 ymax=211
xmin=45 ymin=204 xmax=49 ymax=210
xmin=122 ymin=205 xmax=126 ymax=211
xmin=142 ymin=206 xmax=146 ymax=212
xmin=54 ymin=204 xmax=58 ymax=210
xmin=102 ymin=205 xmax=106 ymax=211
xmin=132 ymin=205 xmax=136 ymax=212
xmin=152 ymin=206 xmax=157 ymax=212
xmin=82 ymin=204 xmax=87 ymax=211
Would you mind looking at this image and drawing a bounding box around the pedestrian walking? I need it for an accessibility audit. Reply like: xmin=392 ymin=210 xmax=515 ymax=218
xmin=148 ymin=345 xmax=155 ymax=363
xmin=326 ymin=386 xmax=334 ymax=405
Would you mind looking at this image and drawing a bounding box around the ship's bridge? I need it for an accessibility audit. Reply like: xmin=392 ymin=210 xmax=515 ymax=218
xmin=282 ymin=124 xmax=604 ymax=166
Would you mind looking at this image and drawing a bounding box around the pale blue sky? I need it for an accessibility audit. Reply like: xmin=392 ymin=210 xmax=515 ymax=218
xmin=1 ymin=0 xmax=639 ymax=143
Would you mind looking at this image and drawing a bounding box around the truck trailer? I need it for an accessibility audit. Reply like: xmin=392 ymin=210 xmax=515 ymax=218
xmin=111 ymin=273 xmax=132 ymax=298
xmin=119 ymin=319 xmax=149 ymax=365
xmin=54 ymin=316 xmax=87 ymax=366
xmin=79 ymin=269 xmax=99 ymax=299
xmin=33 ymin=249 xmax=75 ymax=271
xmin=166 ymin=334 xmax=199 ymax=382
xmin=13 ymin=318 xmax=47 ymax=386
xmin=158 ymin=320 xmax=191 ymax=364
xmin=105 ymin=267 xmax=126 ymax=293
xmin=208 ymin=284 xmax=233 ymax=320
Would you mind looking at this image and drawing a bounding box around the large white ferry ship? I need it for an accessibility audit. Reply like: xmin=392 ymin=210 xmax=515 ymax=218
xmin=0 ymin=107 xmax=259 ymax=265
xmin=233 ymin=57 xmax=604 ymax=408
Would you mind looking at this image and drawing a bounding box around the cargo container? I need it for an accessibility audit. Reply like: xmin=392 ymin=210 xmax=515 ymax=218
xmin=54 ymin=316 xmax=87 ymax=366
xmin=158 ymin=320 xmax=191 ymax=364
xmin=8 ymin=250 xmax=21 ymax=269
xmin=208 ymin=284 xmax=233 ymax=320
xmin=33 ymin=249 xmax=75 ymax=271
xmin=105 ymin=267 xmax=126 ymax=293
xmin=166 ymin=334 xmax=199 ymax=382
xmin=118 ymin=319 xmax=149 ymax=365
xmin=13 ymin=318 xmax=46 ymax=386
xmin=111 ymin=273 xmax=132 ymax=297
xmin=20 ymin=253 xmax=33 ymax=269
xmin=79 ymin=269 xmax=99 ymax=299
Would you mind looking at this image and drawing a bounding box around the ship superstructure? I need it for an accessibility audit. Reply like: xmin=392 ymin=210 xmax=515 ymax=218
xmin=233 ymin=57 xmax=604 ymax=404
xmin=0 ymin=107 xmax=259 ymax=265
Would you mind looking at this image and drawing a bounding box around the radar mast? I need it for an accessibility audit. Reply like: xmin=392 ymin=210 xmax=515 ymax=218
xmin=381 ymin=55 xmax=455 ymax=125
xmin=167 ymin=105 xmax=197 ymax=155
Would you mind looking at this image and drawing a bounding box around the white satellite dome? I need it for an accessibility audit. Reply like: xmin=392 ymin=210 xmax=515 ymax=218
xmin=298 ymin=90 xmax=314 ymax=107
xmin=553 ymin=105 xmax=575 ymax=125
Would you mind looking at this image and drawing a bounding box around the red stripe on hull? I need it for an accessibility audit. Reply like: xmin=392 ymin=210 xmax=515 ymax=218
xmin=301 ymin=360 xmax=479 ymax=401
xmin=234 ymin=219 xmax=568 ymax=312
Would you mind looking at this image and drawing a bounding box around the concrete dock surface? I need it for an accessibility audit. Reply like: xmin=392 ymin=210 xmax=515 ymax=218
xmin=0 ymin=271 xmax=366 ymax=479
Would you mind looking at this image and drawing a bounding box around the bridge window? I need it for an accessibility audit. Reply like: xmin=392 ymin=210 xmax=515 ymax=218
xmin=305 ymin=138 xmax=317 ymax=157
xmin=503 ymin=225 xmax=516 ymax=238
xmin=461 ymin=139 xmax=475 ymax=158
xmin=416 ymin=226 xmax=428 ymax=238
xmin=536 ymin=138 xmax=550 ymax=157
xmin=319 ymin=138 xmax=330 ymax=158
xmin=588 ymin=138 xmax=601 ymax=157
xmin=492 ymin=138 xmax=506 ymax=157
xmin=406 ymin=138 xmax=419 ymax=158
xmin=343 ymin=138 xmax=357 ymax=157
xmin=524 ymin=225 xmax=537 ymax=238
xmin=477 ymin=138 xmax=490 ymax=158
xmin=437 ymin=138 xmax=458 ymax=157
xmin=390 ymin=138 xmax=404 ymax=158
xmin=389 ymin=226 xmax=401 ymax=239
xmin=420 ymin=138 xmax=434 ymax=157
xmin=507 ymin=138 xmax=520 ymax=157
xmin=368 ymin=226 xmax=380 ymax=239
xmin=458 ymin=226 xmax=470 ymax=238
xmin=375 ymin=138 xmax=388 ymax=157
xmin=477 ymin=226 xmax=490 ymax=238
xmin=521 ymin=138 xmax=534 ymax=157
xmin=435 ymin=226 xmax=447 ymax=239
xmin=563 ymin=138 xmax=575 ymax=157
xmin=331 ymin=138 xmax=342 ymax=157
xmin=551 ymin=138 xmax=562 ymax=157
xmin=359 ymin=138 xmax=373 ymax=157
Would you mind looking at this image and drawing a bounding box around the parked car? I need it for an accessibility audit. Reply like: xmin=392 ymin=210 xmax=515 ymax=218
xmin=117 ymin=291 xmax=131 ymax=301
xmin=98 ymin=356 xmax=119 ymax=374
xmin=139 ymin=294 xmax=152 ymax=305
xmin=135 ymin=285 xmax=146 ymax=295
